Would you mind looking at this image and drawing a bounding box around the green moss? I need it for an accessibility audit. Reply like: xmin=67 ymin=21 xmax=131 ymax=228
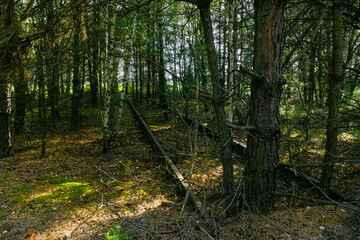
xmin=29 ymin=178 xmax=94 ymax=206
xmin=105 ymin=224 xmax=132 ymax=240
xmin=135 ymin=142 xmax=145 ymax=146
xmin=135 ymin=189 xmax=148 ymax=196
xmin=115 ymin=181 xmax=135 ymax=196
xmin=48 ymin=178 xmax=76 ymax=184
xmin=3 ymin=170 xmax=15 ymax=180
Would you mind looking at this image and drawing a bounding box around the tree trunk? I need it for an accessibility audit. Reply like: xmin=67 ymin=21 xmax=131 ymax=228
xmin=135 ymin=46 xmax=139 ymax=102
xmin=158 ymin=19 xmax=168 ymax=116
xmin=46 ymin=0 xmax=60 ymax=128
xmin=14 ymin=72 xmax=27 ymax=135
xmin=0 ymin=85 xmax=12 ymax=159
xmin=102 ymin=8 xmax=116 ymax=154
xmin=91 ymin=30 xmax=99 ymax=107
xmin=244 ymin=0 xmax=286 ymax=215
xmin=197 ymin=1 xmax=236 ymax=217
xmin=305 ymin=47 xmax=316 ymax=141
xmin=146 ymin=49 xmax=151 ymax=104
xmin=71 ymin=3 xmax=81 ymax=131
xmin=36 ymin=42 xmax=47 ymax=157
xmin=66 ymin=53 xmax=71 ymax=96
xmin=227 ymin=0 xmax=236 ymax=123
xmin=321 ymin=0 xmax=344 ymax=195
xmin=139 ymin=48 xmax=143 ymax=104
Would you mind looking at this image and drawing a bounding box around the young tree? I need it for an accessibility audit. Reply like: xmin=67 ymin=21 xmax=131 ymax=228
xmin=90 ymin=1 xmax=100 ymax=107
xmin=0 ymin=85 xmax=12 ymax=159
xmin=157 ymin=9 xmax=168 ymax=116
xmin=227 ymin=0 xmax=237 ymax=123
xmin=46 ymin=0 xmax=60 ymax=128
xmin=321 ymin=0 xmax=344 ymax=195
xmin=181 ymin=0 xmax=237 ymax=217
xmin=71 ymin=0 xmax=82 ymax=131
xmin=102 ymin=7 xmax=117 ymax=153
xmin=14 ymin=67 xmax=27 ymax=135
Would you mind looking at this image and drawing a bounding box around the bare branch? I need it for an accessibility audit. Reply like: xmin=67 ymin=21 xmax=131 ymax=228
xmin=226 ymin=122 xmax=257 ymax=130
xmin=233 ymin=65 xmax=265 ymax=82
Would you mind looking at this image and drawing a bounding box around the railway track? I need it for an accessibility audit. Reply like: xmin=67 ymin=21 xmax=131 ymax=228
xmin=125 ymin=95 xmax=217 ymax=235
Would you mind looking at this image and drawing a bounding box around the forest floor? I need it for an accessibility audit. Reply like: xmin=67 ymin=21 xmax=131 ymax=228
xmin=0 ymin=101 xmax=360 ymax=239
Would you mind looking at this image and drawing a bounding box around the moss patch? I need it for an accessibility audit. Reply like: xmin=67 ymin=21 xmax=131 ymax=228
xmin=29 ymin=178 xmax=94 ymax=206
xmin=2 ymin=170 xmax=16 ymax=180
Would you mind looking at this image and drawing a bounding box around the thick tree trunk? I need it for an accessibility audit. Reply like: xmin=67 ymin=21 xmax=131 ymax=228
xmin=244 ymin=0 xmax=285 ymax=215
xmin=321 ymin=0 xmax=344 ymax=195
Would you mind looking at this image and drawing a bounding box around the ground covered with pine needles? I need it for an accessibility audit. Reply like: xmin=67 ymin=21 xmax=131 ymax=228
xmin=0 ymin=102 xmax=359 ymax=239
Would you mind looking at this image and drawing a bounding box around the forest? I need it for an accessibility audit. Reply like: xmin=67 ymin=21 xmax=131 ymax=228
xmin=0 ymin=0 xmax=360 ymax=239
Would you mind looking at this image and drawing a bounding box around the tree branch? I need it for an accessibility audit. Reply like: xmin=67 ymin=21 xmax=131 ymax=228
xmin=225 ymin=122 xmax=256 ymax=130
xmin=233 ymin=65 xmax=265 ymax=82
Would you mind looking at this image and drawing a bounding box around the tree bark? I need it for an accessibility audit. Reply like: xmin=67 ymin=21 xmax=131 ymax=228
xmin=321 ymin=0 xmax=344 ymax=195
xmin=102 ymin=8 xmax=115 ymax=154
xmin=158 ymin=18 xmax=168 ymax=116
xmin=14 ymin=72 xmax=27 ymax=135
xmin=36 ymin=41 xmax=47 ymax=157
xmin=91 ymin=28 xmax=99 ymax=107
xmin=46 ymin=0 xmax=60 ymax=128
xmin=0 ymin=85 xmax=12 ymax=159
xmin=196 ymin=0 xmax=236 ymax=217
xmin=244 ymin=0 xmax=286 ymax=215
xmin=71 ymin=2 xmax=81 ymax=131
xmin=227 ymin=0 xmax=236 ymax=123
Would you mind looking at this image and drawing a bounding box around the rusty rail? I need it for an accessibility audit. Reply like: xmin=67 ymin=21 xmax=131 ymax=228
xmin=125 ymin=95 xmax=215 ymax=230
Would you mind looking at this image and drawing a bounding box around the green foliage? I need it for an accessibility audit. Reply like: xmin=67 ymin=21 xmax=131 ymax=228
xmin=105 ymin=225 xmax=132 ymax=240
